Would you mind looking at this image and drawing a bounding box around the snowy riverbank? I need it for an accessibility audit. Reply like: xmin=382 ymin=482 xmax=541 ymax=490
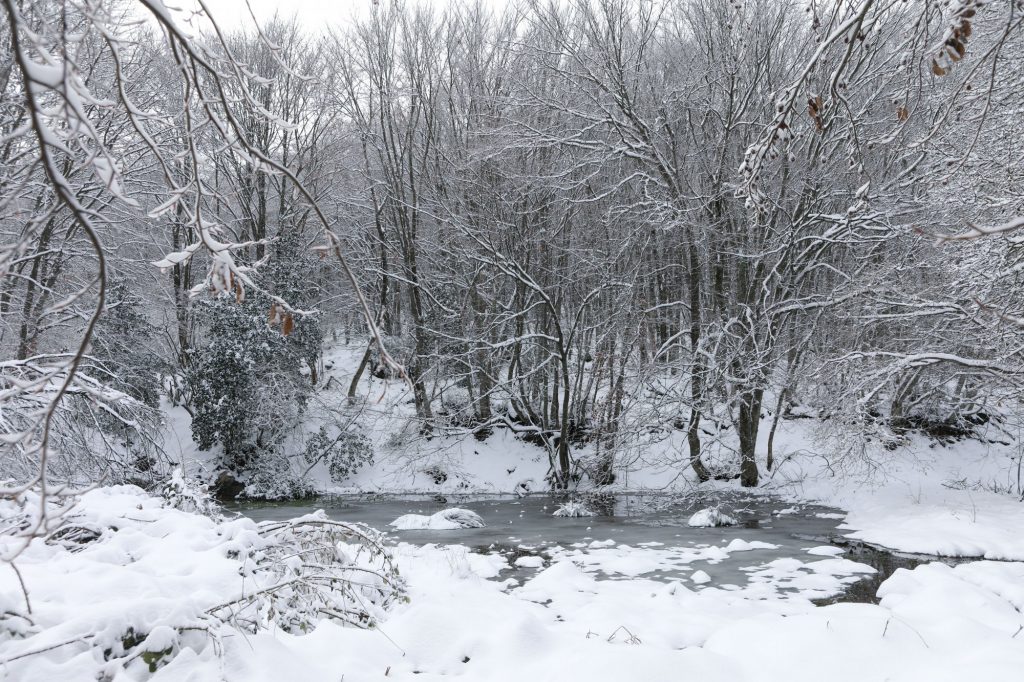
xmin=2 ymin=484 xmax=1023 ymax=681
xmin=77 ymin=341 xmax=1024 ymax=680
xmin=163 ymin=343 xmax=1024 ymax=561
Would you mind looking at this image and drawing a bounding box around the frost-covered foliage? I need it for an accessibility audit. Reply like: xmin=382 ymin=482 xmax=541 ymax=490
xmin=160 ymin=468 xmax=220 ymax=518
xmin=437 ymin=386 xmax=477 ymax=428
xmin=369 ymin=334 xmax=415 ymax=380
xmin=243 ymin=454 xmax=317 ymax=501
xmin=90 ymin=279 xmax=165 ymax=409
xmin=229 ymin=511 xmax=406 ymax=632
xmin=264 ymin=228 xmax=324 ymax=379
xmin=552 ymin=501 xmax=598 ymax=518
xmin=303 ymin=426 xmax=374 ymax=484
xmin=576 ymin=452 xmax=617 ymax=486
xmin=186 ymin=293 xmax=311 ymax=472
xmin=0 ymin=487 xmax=405 ymax=679
xmin=0 ymin=382 xmax=165 ymax=489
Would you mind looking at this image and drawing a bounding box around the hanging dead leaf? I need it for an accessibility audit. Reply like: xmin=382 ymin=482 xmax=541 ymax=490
xmin=282 ymin=313 xmax=294 ymax=337
xmin=896 ymin=105 xmax=909 ymax=122
xmin=268 ymin=304 xmax=280 ymax=326
xmin=931 ymin=60 xmax=947 ymax=76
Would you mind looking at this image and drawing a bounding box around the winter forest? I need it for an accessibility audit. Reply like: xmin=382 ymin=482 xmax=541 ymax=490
xmin=2 ymin=0 xmax=1024 ymax=679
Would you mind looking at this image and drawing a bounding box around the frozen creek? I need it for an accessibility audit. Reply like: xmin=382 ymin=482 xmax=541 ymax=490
xmin=231 ymin=492 xmax=957 ymax=603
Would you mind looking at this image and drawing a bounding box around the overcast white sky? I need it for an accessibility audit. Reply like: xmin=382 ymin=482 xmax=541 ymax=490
xmin=196 ymin=0 xmax=511 ymax=31
xmin=198 ymin=0 xmax=368 ymax=30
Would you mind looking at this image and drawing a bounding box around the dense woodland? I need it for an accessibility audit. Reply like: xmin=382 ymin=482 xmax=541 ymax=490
xmin=1 ymin=0 xmax=1022 ymax=500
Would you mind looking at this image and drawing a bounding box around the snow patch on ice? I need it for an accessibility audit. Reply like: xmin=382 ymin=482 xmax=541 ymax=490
xmin=806 ymin=545 xmax=846 ymax=557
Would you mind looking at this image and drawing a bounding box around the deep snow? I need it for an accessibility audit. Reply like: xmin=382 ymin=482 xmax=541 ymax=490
xmin=2 ymin=485 xmax=1024 ymax=681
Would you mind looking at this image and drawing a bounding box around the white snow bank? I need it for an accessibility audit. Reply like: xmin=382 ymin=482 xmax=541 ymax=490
xmin=839 ymin=497 xmax=1024 ymax=560
xmin=767 ymin=423 xmax=1024 ymax=561
xmin=7 ymin=486 xmax=1024 ymax=681
xmin=389 ymin=508 xmax=485 ymax=530
xmin=688 ymin=508 xmax=738 ymax=527
xmin=0 ymin=486 xmax=403 ymax=681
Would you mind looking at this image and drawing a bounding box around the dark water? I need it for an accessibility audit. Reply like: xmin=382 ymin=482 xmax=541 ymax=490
xmin=228 ymin=492 xmax=957 ymax=603
xmin=808 ymin=537 xmax=971 ymax=605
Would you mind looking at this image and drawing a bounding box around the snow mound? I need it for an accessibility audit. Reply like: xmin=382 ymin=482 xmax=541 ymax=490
xmin=687 ymin=507 xmax=738 ymax=527
xmin=0 ymin=486 xmax=404 ymax=680
xmin=690 ymin=569 xmax=712 ymax=584
xmin=552 ymin=501 xmax=597 ymax=517
xmin=389 ymin=508 xmax=486 ymax=530
xmin=806 ymin=545 xmax=846 ymax=557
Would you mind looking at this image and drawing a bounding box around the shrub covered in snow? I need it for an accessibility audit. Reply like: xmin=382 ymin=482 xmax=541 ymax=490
xmin=421 ymin=463 xmax=449 ymax=485
xmin=90 ymin=279 xmax=166 ymax=410
xmin=552 ymin=501 xmax=597 ymax=518
xmin=575 ymin=452 xmax=616 ymax=486
xmin=303 ymin=426 xmax=374 ymax=484
xmin=243 ymin=454 xmax=317 ymax=500
xmin=186 ymin=293 xmax=312 ymax=474
xmin=160 ymin=468 xmax=220 ymax=517
xmin=220 ymin=510 xmax=406 ymax=632
xmin=0 ymin=487 xmax=405 ymax=679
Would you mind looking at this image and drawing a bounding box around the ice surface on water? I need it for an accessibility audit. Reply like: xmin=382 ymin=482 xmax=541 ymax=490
xmin=234 ymin=493 xmax=878 ymax=597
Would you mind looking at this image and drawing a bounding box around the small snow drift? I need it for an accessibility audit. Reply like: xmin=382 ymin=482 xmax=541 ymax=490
xmin=514 ymin=555 xmax=545 ymax=568
xmin=552 ymin=501 xmax=597 ymax=517
xmin=690 ymin=569 xmax=712 ymax=584
xmin=688 ymin=507 xmax=738 ymax=527
xmin=389 ymin=507 xmax=485 ymax=530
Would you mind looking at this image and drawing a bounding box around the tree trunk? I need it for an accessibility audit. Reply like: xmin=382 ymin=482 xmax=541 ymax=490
xmin=348 ymin=342 xmax=373 ymax=401
xmin=686 ymin=241 xmax=711 ymax=482
xmin=738 ymin=387 xmax=763 ymax=487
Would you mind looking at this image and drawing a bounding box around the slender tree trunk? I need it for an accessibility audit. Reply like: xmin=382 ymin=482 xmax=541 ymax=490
xmin=686 ymin=241 xmax=711 ymax=482
xmin=738 ymin=387 xmax=763 ymax=487
xmin=348 ymin=342 xmax=373 ymax=401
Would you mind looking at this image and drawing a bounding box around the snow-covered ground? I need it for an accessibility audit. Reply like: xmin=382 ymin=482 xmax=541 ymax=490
xmin=58 ymin=342 xmax=1016 ymax=680
xmin=2 ymin=485 xmax=1023 ymax=681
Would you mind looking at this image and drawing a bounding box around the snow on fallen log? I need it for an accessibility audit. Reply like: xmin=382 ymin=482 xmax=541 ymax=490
xmin=687 ymin=507 xmax=738 ymax=527
xmin=389 ymin=508 xmax=485 ymax=530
